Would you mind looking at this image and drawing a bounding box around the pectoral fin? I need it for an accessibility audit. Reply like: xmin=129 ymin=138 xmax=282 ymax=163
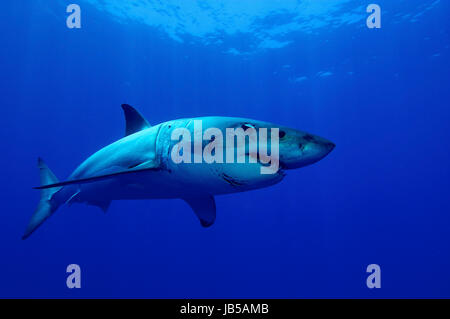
xmin=183 ymin=196 xmax=216 ymax=227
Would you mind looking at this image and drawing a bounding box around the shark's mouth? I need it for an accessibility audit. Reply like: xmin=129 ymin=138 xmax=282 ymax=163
xmin=278 ymin=167 xmax=287 ymax=178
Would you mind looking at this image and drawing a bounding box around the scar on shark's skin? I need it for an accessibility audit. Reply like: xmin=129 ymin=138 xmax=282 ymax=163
xmin=221 ymin=173 xmax=245 ymax=187
xmin=22 ymin=104 xmax=335 ymax=239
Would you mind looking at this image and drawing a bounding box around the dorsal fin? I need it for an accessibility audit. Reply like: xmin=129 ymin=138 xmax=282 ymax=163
xmin=37 ymin=157 xmax=61 ymax=200
xmin=121 ymin=104 xmax=151 ymax=136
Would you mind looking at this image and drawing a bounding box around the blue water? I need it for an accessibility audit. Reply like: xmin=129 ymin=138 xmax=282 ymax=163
xmin=1 ymin=0 xmax=449 ymax=298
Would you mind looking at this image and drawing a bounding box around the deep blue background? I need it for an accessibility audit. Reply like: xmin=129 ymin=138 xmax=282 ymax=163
xmin=0 ymin=1 xmax=449 ymax=298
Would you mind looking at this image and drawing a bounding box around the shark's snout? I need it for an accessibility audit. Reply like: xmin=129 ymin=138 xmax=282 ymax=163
xmin=303 ymin=138 xmax=335 ymax=163
xmin=280 ymin=132 xmax=335 ymax=169
xmin=322 ymin=141 xmax=335 ymax=156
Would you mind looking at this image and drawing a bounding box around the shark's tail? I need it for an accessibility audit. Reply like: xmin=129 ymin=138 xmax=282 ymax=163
xmin=22 ymin=158 xmax=62 ymax=240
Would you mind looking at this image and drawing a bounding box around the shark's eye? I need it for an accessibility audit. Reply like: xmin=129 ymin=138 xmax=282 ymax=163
xmin=279 ymin=130 xmax=286 ymax=139
xmin=241 ymin=123 xmax=255 ymax=130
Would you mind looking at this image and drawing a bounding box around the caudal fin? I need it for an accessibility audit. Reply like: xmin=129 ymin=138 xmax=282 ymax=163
xmin=22 ymin=158 xmax=62 ymax=240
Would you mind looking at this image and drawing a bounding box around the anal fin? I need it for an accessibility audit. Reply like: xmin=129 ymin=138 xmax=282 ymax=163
xmin=90 ymin=200 xmax=111 ymax=213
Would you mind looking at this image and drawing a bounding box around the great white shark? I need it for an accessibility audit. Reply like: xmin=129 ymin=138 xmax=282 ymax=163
xmin=23 ymin=104 xmax=335 ymax=239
